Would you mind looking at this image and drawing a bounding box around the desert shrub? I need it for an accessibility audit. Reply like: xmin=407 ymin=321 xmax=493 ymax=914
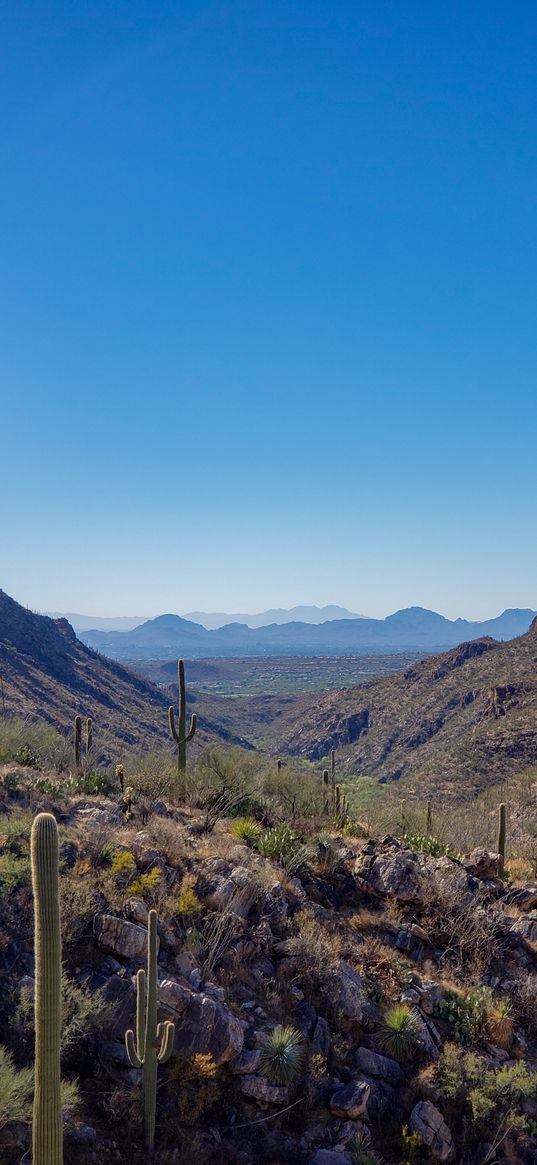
xmin=259 ymin=1025 xmax=305 ymax=1085
xmin=30 ymin=776 xmax=65 ymax=798
xmin=508 ymin=971 xmax=537 ymax=1038
xmin=0 ymin=809 xmax=33 ymax=855
xmin=400 ymin=1125 xmax=422 ymax=1161
xmin=60 ymin=877 xmax=99 ymax=955
xmin=420 ymin=880 xmax=501 ymax=975
xmin=129 ymin=867 xmax=162 ymax=900
xmin=434 ymin=1045 xmax=536 ymax=1157
xmin=120 ymin=749 xmax=177 ymax=804
xmin=0 ymin=716 xmax=66 ymax=770
xmin=146 ymin=816 xmax=190 ymax=864
xmin=14 ymin=974 xmax=108 ymax=1062
xmin=110 ymin=848 xmax=136 ymax=882
xmin=0 ymin=851 xmax=31 ymax=889
xmin=377 ymin=1004 xmax=419 ymax=1061
xmin=175 ymin=873 xmax=203 ymax=917
xmin=174 ymin=1053 xmax=220 ymax=1123
xmin=0 ymin=1044 xmax=33 ymax=1129
xmin=285 ymin=910 xmax=341 ymax=984
xmin=230 ymin=816 xmax=262 ymax=845
xmin=436 ymin=985 xmax=493 ymax=1046
xmin=307 ymin=831 xmax=343 ymax=874
xmin=349 ymin=1139 xmax=385 ymax=1165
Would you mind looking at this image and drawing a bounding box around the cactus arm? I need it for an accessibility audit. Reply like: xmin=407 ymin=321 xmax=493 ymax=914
xmin=86 ymin=717 xmax=93 ymax=754
xmin=136 ymin=968 xmax=147 ymax=1061
xmin=31 ymin=812 xmax=63 ymax=1165
xmin=185 ymin=713 xmax=197 ymax=743
xmin=156 ymin=1020 xmax=175 ymax=1063
xmin=125 ymin=1028 xmax=143 ymax=1069
xmin=168 ymin=706 xmax=180 ymax=744
xmin=74 ymin=715 xmax=82 ymax=769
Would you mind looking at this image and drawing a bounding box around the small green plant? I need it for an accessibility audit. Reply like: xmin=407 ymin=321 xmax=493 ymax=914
xmin=259 ymin=1025 xmax=305 ymax=1085
xmin=230 ymin=816 xmax=262 ymax=845
xmin=255 ymin=823 xmax=307 ymax=873
xmin=14 ymin=743 xmax=41 ymax=769
xmin=403 ymin=831 xmax=451 ymax=858
xmin=68 ymin=769 xmax=114 ymax=796
xmin=348 ymin=1135 xmax=385 ymax=1165
xmin=378 ymin=1004 xmax=419 ymax=1061
xmin=401 ymin=1124 xmax=422 ymax=1161
xmin=436 ymin=985 xmax=493 ymax=1046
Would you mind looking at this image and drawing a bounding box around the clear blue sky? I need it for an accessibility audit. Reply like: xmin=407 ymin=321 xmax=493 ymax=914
xmin=1 ymin=1 xmax=536 ymax=619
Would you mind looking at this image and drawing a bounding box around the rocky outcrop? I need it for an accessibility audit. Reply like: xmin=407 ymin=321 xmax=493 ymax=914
xmin=173 ymin=988 xmax=244 ymax=1065
xmin=94 ymin=914 xmax=155 ymax=962
xmin=330 ymin=1080 xmax=370 ymax=1119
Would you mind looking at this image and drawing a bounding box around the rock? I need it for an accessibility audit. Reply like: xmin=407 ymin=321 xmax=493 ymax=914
xmin=354 ymin=1047 xmax=404 ymax=1085
xmin=239 ymin=1075 xmax=289 ymax=1105
xmin=158 ymin=978 xmax=191 ymax=1015
xmin=229 ymin=1049 xmax=262 ymax=1075
xmin=356 ymin=847 xmax=423 ymax=902
xmin=100 ymin=974 xmax=136 ymax=1040
xmin=504 ymin=886 xmax=537 ymax=911
xmin=94 ymin=914 xmax=154 ymax=962
xmin=125 ymin=897 xmax=148 ymax=925
xmin=310 ymin=1153 xmax=352 ymax=1165
xmin=327 ymin=961 xmax=363 ymax=1024
xmin=410 ymin=1009 xmax=440 ymax=1062
xmin=511 ymin=914 xmax=537 ymax=943
xmin=174 ymin=991 xmax=244 ymax=1065
xmin=311 ymin=1017 xmax=331 ymax=1059
xmin=76 ymin=807 xmax=120 ymax=829
xmin=465 ymin=849 xmax=502 ymax=880
xmin=335 ymin=1120 xmax=370 ymax=1148
xmin=263 ymin=881 xmax=288 ymax=931
xmin=409 ymin=1100 xmax=454 ymax=1162
xmin=330 ymin=1080 xmax=370 ymax=1119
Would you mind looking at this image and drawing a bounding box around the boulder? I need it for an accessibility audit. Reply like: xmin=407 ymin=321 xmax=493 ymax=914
xmin=311 ymin=1017 xmax=331 ymax=1059
xmin=94 ymin=914 xmax=154 ymax=962
xmin=229 ymin=1049 xmax=262 ymax=1075
xmin=100 ymin=974 xmax=136 ymax=1040
xmin=125 ymin=897 xmax=148 ymax=926
xmin=174 ymin=991 xmax=244 ymax=1065
xmin=354 ymin=1046 xmax=404 ymax=1085
xmin=409 ymin=1100 xmax=454 ymax=1162
xmin=511 ymin=914 xmax=537 ymax=943
xmin=239 ymin=1075 xmax=289 ymax=1105
xmin=158 ymin=978 xmax=191 ymax=1015
xmin=356 ymin=847 xmax=423 ymax=902
xmin=330 ymin=1080 xmax=370 ymax=1119
xmin=464 ymin=849 xmax=502 ymax=880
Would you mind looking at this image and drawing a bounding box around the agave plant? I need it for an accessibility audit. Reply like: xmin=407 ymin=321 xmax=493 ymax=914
xmin=259 ymin=1025 xmax=305 ymax=1085
xmin=378 ymin=1003 xmax=419 ymax=1061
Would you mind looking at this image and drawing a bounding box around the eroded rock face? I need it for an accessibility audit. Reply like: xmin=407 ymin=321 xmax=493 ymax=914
xmin=409 ymin=1100 xmax=454 ymax=1162
xmin=94 ymin=914 xmax=155 ymax=962
xmin=356 ymin=842 xmax=470 ymax=906
xmin=511 ymin=914 xmax=537 ymax=943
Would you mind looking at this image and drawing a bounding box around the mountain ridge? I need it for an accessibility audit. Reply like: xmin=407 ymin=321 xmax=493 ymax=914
xmin=79 ymin=605 xmax=537 ymax=660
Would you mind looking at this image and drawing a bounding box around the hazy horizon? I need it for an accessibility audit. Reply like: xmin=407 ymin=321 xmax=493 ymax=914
xmin=2 ymin=2 xmax=536 ymax=619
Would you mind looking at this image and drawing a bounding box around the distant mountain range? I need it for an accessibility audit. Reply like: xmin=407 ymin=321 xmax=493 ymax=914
xmin=183 ymin=605 xmax=362 ymax=629
xmin=78 ymin=605 xmax=537 ymax=660
xmin=47 ymin=605 xmax=361 ymax=633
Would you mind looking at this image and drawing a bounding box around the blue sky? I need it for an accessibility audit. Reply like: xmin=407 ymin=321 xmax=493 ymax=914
xmin=1 ymin=1 xmax=536 ymax=619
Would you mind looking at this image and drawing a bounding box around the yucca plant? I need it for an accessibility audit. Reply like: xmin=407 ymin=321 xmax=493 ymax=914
xmin=230 ymin=817 xmax=261 ymax=846
xmin=378 ymin=1003 xmax=419 ymax=1062
xmin=259 ymin=1025 xmax=305 ymax=1085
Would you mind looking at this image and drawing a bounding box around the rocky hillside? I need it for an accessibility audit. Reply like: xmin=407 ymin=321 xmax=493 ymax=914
xmin=278 ymin=623 xmax=537 ymax=802
xmin=0 ymin=591 xmax=246 ymax=757
xmin=2 ymin=767 xmax=537 ymax=1165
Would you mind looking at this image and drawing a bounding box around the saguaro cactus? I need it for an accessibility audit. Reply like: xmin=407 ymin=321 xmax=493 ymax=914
xmin=125 ymin=910 xmax=175 ymax=1153
xmin=330 ymin=749 xmax=336 ymax=813
xmin=74 ymin=715 xmax=82 ymax=769
xmin=86 ymin=717 xmax=93 ymax=755
xmin=31 ymin=812 xmax=63 ymax=1165
xmin=168 ymin=659 xmax=196 ymax=773
xmin=498 ymin=802 xmax=507 ymax=874
xmin=322 ymin=769 xmax=330 ymax=814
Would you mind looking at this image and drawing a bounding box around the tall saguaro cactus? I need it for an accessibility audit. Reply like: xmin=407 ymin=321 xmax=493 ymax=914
xmin=31 ymin=812 xmax=63 ymax=1165
xmin=498 ymin=802 xmax=507 ymax=874
xmin=86 ymin=717 xmax=93 ymax=755
xmin=125 ymin=910 xmax=175 ymax=1153
xmin=168 ymin=659 xmax=197 ymax=773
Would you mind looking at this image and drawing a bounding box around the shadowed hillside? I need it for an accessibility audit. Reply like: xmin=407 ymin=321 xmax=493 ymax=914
xmin=277 ymin=622 xmax=537 ymax=802
xmin=0 ymin=591 xmax=247 ymax=756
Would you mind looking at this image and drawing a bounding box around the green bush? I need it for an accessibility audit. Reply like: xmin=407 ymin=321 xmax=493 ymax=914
xmin=0 ymin=1044 xmax=33 ymax=1129
xmin=259 ymin=1025 xmax=305 ymax=1084
xmin=377 ymin=1004 xmax=419 ymax=1061
xmin=256 ymin=823 xmax=303 ymax=867
xmin=403 ymin=831 xmax=452 ymax=858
